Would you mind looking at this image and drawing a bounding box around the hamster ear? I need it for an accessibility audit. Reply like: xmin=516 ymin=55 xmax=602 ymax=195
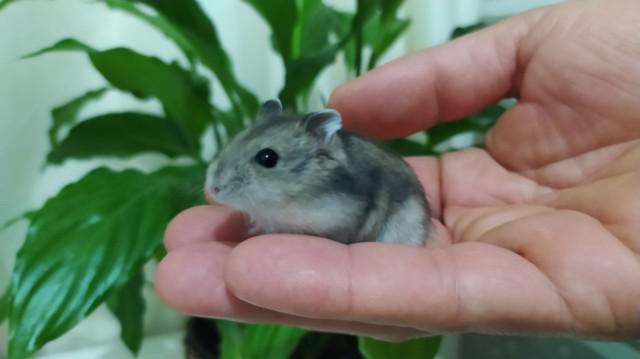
xmin=257 ymin=99 xmax=282 ymax=120
xmin=303 ymin=109 xmax=342 ymax=144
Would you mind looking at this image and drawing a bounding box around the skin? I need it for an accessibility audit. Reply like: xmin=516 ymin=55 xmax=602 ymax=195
xmin=156 ymin=0 xmax=640 ymax=340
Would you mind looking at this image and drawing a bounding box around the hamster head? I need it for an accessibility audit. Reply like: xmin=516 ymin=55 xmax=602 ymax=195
xmin=205 ymin=99 xmax=346 ymax=224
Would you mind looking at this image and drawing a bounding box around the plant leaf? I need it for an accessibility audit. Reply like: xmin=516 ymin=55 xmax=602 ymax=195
xmin=102 ymin=0 xmax=197 ymax=65
xmin=244 ymin=1 xmax=352 ymax=110
xmin=383 ymin=138 xmax=435 ymax=157
xmin=137 ymin=0 xmax=259 ymax=117
xmin=298 ymin=0 xmax=348 ymax=56
xmin=8 ymin=165 xmax=205 ymax=359
xmin=279 ymin=41 xmax=344 ymax=108
xmin=103 ymin=0 xmax=259 ymax=118
xmin=26 ymin=40 xmax=212 ymax=154
xmin=88 ymin=48 xmax=210 ymax=152
xmin=0 ymin=0 xmax=17 ymax=11
xmin=336 ymin=1 xmax=409 ymax=72
xmin=47 ymin=112 xmax=191 ymax=164
xmin=244 ymin=324 xmax=307 ymax=359
xmin=217 ymin=321 xmax=243 ymax=359
xmin=217 ymin=321 xmax=307 ymax=359
xmin=367 ymin=3 xmax=410 ymax=70
xmin=1 ymin=211 xmax=36 ymax=232
xmin=22 ymin=38 xmax=95 ymax=59
xmin=243 ymin=0 xmax=297 ymax=63
xmin=289 ymin=0 xmax=353 ymax=110
xmin=49 ymin=88 xmax=109 ymax=147
xmin=388 ymin=104 xmax=505 ymax=157
xmin=106 ymin=270 xmax=145 ymax=355
xmin=628 ymin=341 xmax=640 ymax=352
xmin=450 ymin=23 xmax=488 ymax=39
xmin=0 ymin=287 xmax=9 ymax=324
xmin=358 ymin=336 xmax=442 ymax=359
xmin=426 ymin=104 xmax=504 ymax=149
xmin=350 ymin=0 xmax=378 ymax=75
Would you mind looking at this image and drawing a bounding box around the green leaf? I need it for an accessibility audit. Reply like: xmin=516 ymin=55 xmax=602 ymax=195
xmin=88 ymin=48 xmax=210 ymax=151
xmin=217 ymin=321 xmax=307 ymax=359
xmin=22 ymin=38 xmax=95 ymax=59
xmin=426 ymin=104 xmax=503 ymax=149
xmin=628 ymin=341 xmax=640 ymax=352
xmin=0 ymin=287 xmax=9 ymax=324
xmin=1 ymin=211 xmax=35 ymax=232
xmin=217 ymin=321 xmax=243 ymax=359
xmin=244 ymin=324 xmax=307 ymax=359
xmin=450 ymin=23 xmax=488 ymax=39
xmin=337 ymin=1 xmax=409 ymax=73
xmin=0 ymin=0 xmax=16 ymax=11
xmin=102 ymin=0 xmax=197 ymax=64
xmin=243 ymin=0 xmax=297 ymax=63
xmin=351 ymin=0 xmax=378 ymax=75
xmin=279 ymin=42 xmax=344 ymax=108
xmin=49 ymin=88 xmax=109 ymax=147
xmin=366 ymin=2 xmax=410 ymax=70
xmin=107 ymin=271 xmax=145 ymax=355
xmin=243 ymin=1 xmax=353 ymax=110
xmin=26 ymin=40 xmax=212 ymax=153
xmin=384 ymin=137 xmax=435 ymax=157
xmin=8 ymin=165 xmax=205 ymax=359
xmin=286 ymin=0 xmax=353 ymax=110
xmin=358 ymin=336 xmax=442 ymax=359
xmin=297 ymin=0 xmax=348 ymax=56
xmin=388 ymin=103 xmax=506 ymax=156
xmin=103 ymin=0 xmax=259 ymax=118
xmin=368 ymin=18 xmax=410 ymax=68
xmin=47 ymin=112 xmax=191 ymax=164
xmin=0 ymin=0 xmax=22 ymax=11
xmin=138 ymin=0 xmax=259 ymax=117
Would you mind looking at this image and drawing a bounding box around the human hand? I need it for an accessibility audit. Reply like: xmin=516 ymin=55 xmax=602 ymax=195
xmin=156 ymin=0 xmax=640 ymax=340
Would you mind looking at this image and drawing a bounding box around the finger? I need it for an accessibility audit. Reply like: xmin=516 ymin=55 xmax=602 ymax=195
xmin=164 ymin=205 xmax=248 ymax=251
xmin=484 ymin=2 xmax=640 ymax=172
xmin=440 ymin=148 xmax=552 ymax=209
xmin=225 ymin=235 xmax=574 ymax=335
xmin=155 ymin=241 xmax=425 ymax=340
xmin=329 ymin=13 xmax=535 ymax=138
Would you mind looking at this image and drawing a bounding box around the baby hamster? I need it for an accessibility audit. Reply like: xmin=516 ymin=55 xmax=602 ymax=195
xmin=205 ymin=99 xmax=430 ymax=246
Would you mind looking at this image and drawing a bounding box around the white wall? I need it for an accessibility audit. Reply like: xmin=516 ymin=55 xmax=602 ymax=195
xmin=0 ymin=1 xmax=560 ymax=358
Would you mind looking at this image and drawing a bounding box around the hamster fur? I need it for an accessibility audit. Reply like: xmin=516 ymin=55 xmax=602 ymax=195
xmin=205 ymin=99 xmax=430 ymax=246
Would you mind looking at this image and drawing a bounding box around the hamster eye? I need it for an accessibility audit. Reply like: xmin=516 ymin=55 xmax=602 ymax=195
xmin=255 ymin=148 xmax=279 ymax=168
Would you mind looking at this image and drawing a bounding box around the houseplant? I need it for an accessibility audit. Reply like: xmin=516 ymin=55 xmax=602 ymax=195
xmin=0 ymin=0 xmax=501 ymax=358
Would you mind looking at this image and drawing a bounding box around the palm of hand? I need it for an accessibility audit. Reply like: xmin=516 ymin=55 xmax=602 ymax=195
xmin=156 ymin=1 xmax=640 ymax=340
xmin=433 ymin=8 xmax=640 ymax=336
xmin=436 ymin=142 xmax=640 ymax=338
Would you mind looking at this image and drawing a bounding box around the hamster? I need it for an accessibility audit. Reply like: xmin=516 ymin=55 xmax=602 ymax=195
xmin=205 ymin=99 xmax=430 ymax=246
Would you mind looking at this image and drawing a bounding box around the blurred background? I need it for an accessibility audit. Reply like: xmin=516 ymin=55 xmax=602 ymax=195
xmin=4 ymin=0 xmax=637 ymax=358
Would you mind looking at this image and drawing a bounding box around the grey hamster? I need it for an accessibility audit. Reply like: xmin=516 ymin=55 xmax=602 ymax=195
xmin=205 ymin=99 xmax=430 ymax=246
